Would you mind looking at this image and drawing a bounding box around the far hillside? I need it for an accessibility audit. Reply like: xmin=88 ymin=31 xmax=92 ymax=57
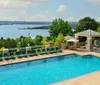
xmin=0 ymin=21 xmax=51 ymax=25
xmin=69 ymin=22 xmax=78 ymax=29
xmin=22 ymin=21 xmax=78 ymax=30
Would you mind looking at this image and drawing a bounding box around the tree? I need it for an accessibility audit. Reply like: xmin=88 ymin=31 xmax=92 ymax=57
xmin=41 ymin=37 xmax=48 ymax=46
xmin=75 ymin=17 xmax=99 ymax=33
xmin=34 ymin=35 xmax=43 ymax=45
xmin=97 ymin=25 xmax=100 ymax=32
xmin=23 ymin=37 xmax=31 ymax=47
xmin=49 ymin=18 xmax=73 ymax=38
xmin=0 ymin=47 xmax=5 ymax=54
xmin=55 ymin=33 xmax=64 ymax=46
xmin=0 ymin=38 xmax=6 ymax=48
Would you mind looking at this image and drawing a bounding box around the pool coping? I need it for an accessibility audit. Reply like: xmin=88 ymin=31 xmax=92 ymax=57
xmin=0 ymin=53 xmax=76 ymax=66
xmin=0 ymin=50 xmax=100 ymax=66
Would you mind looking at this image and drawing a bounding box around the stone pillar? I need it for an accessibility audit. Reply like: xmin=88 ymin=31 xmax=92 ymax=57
xmin=61 ymin=43 xmax=66 ymax=49
xmin=86 ymin=36 xmax=92 ymax=51
xmin=75 ymin=35 xmax=80 ymax=48
xmin=75 ymin=35 xmax=79 ymax=40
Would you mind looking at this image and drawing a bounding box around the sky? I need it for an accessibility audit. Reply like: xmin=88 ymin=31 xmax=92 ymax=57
xmin=0 ymin=0 xmax=100 ymax=21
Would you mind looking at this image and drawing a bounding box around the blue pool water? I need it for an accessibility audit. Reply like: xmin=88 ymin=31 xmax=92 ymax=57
xmin=0 ymin=54 xmax=100 ymax=85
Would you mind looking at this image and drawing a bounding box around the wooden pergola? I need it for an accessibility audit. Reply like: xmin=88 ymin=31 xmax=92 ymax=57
xmin=75 ymin=29 xmax=100 ymax=51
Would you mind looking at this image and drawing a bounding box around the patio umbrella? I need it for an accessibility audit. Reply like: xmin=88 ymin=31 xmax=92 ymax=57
xmin=64 ymin=35 xmax=74 ymax=40
xmin=67 ymin=38 xmax=79 ymax=43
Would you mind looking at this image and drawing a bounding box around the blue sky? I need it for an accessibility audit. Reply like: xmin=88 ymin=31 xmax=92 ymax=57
xmin=0 ymin=0 xmax=100 ymax=21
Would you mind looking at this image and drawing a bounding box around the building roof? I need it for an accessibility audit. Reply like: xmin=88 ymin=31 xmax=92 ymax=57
xmin=75 ymin=29 xmax=100 ymax=37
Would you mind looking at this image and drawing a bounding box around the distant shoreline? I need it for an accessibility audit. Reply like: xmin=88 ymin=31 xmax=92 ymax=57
xmin=0 ymin=24 xmax=51 ymax=26
xmin=0 ymin=21 xmax=51 ymax=26
xmin=19 ymin=26 xmax=49 ymax=30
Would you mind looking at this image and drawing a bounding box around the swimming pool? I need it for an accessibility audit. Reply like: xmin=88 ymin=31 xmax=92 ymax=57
xmin=0 ymin=54 xmax=100 ymax=85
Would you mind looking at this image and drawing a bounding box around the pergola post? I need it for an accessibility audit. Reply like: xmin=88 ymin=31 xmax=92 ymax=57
xmin=86 ymin=36 xmax=92 ymax=51
xmin=75 ymin=34 xmax=80 ymax=48
xmin=75 ymin=35 xmax=79 ymax=40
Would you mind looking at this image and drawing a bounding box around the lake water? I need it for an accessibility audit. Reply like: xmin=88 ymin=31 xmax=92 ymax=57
xmin=0 ymin=25 xmax=49 ymax=38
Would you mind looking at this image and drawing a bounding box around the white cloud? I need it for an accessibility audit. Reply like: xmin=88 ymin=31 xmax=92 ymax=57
xmin=0 ymin=9 xmax=53 ymax=21
xmin=56 ymin=5 xmax=67 ymax=12
xmin=0 ymin=0 xmax=48 ymax=9
xmin=0 ymin=0 xmax=50 ymax=21
xmin=95 ymin=18 xmax=100 ymax=21
xmin=88 ymin=0 xmax=100 ymax=4
xmin=67 ymin=17 xmax=74 ymax=21
xmin=66 ymin=16 xmax=83 ymax=21
xmin=66 ymin=16 xmax=77 ymax=21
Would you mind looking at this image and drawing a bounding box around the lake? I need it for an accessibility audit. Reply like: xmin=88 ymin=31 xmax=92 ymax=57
xmin=0 ymin=24 xmax=49 ymax=39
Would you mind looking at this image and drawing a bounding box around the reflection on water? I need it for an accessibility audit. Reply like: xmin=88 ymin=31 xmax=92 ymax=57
xmin=27 ymin=62 xmax=31 ymax=66
xmin=0 ymin=54 xmax=81 ymax=72
xmin=57 ymin=56 xmax=65 ymax=61
xmin=82 ymin=55 xmax=94 ymax=59
xmin=43 ymin=59 xmax=48 ymax=63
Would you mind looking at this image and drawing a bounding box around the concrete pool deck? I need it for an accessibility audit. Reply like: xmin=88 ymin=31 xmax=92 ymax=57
xmin=52 ymin=71 xmax=100 ymax=85
xmin=0 ymin=49 xmax=100 ymax=66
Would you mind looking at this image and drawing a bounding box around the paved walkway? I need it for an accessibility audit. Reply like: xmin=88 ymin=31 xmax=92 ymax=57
xmin=52 ymin=71 xmax=100 ymax=85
